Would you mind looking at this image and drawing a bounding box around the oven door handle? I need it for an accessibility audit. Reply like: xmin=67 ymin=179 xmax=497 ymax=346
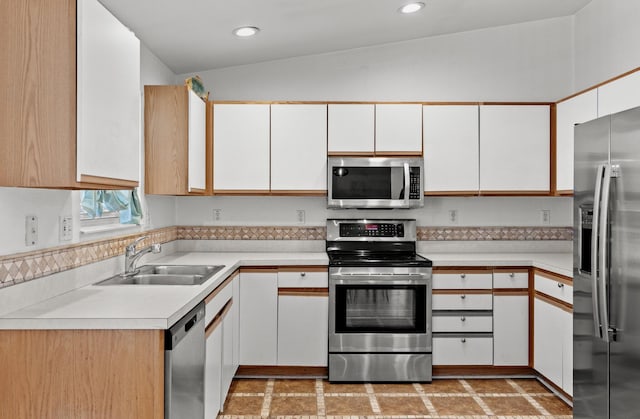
xmin=330 ymin=274 xmax=429 ymax=285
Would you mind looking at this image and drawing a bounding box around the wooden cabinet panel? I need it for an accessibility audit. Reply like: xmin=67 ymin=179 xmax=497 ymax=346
xmin=239 ymin=271 xmax=278 ymax=365
xmin=0 ymin=330 xmax=164 ymax=419
xmin=213 ymin=104 xmax=270 ymax=192
xmin=375 ymin=104 xmax=422 ymax=154
xmin=145 ymin=85 xmax=208 ymax=195
xmin=328 ymin=104 xmax=375 ymax=154
xmin=479 ymin=105 xmax=550 ymax=192
xmin=76 ymin=0 xmax=140 ymax=185
xmin=493 ymin=294 xmax=529 ymax=366
xmin=188 ymin=89 xmax=207 ymax=191
xmin=556 ymin=90 xmax=598 ymax=193
xmin=598 ymin=71 xmax=640 ymax=117
xmin=423 ymin=105 xmax=479 ymax=193
xmin=271 ymin=104 xmax=327 ymax=192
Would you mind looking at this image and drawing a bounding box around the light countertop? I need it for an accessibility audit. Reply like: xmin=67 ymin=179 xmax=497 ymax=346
xmin=0 ymin=250 xmax=571 ymax=330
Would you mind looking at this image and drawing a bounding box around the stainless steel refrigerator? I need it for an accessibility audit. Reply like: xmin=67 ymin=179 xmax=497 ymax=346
xmin=574 ymin=105 xmax=640 ymax=418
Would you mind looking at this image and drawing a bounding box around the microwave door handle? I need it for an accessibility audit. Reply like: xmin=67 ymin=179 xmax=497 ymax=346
xmin=591 ymin=164 xmax=604 ymax=339
xmin=599 ymin=163 xmax=612 ymax=343
xmin=403 ymin=163 xmax=411 ymax=207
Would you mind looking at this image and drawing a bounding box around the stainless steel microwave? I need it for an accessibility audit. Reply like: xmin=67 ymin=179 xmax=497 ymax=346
xmin=327 ymin=157 xmax=424 ymax=209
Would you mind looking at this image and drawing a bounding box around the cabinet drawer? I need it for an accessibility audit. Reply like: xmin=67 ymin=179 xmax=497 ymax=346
xmin=493 ymin=270 xmax=528 ymax=288
xmin=278 ymin=269 xmax=328 ymax=288
xmin=432 ymin=313 xmax=493 ymax=333
xmin=535 ymin=272 xmax=572 ymax=304
xmin=205 ymin=281 xmax=233 ymax=326
xmin=433 ymin=335 xmax=493 ymax=365
xmin=433 ymin=271 xmax=493 ymax=290
xmin=432 ymin=293 xmax=493 ymax=310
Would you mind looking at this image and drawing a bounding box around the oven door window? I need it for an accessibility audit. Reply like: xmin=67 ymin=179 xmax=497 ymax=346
xmin=331 ymin=166 xmax=404 ymax=199
xmin=334 ymin=284 xmax=426 ymax=333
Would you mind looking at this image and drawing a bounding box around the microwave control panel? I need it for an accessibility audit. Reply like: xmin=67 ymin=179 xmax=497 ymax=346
xmin=409 ymin=167 xmax=421 ymax=200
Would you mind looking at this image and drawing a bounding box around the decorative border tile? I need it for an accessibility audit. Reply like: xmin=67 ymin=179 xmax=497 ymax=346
xmin=417 ymin=227 xmax=573 ymax=241
xmin=177 ymin=226 xmax=326 ymax=241
xmin=0 ymin=227 xmax=177 ymax=289
xmin=0 ymin=225 xmax=572 ymax=289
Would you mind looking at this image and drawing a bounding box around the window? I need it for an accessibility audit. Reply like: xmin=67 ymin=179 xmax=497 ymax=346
xmin=80 ymin=189 xmax=142 ymax=231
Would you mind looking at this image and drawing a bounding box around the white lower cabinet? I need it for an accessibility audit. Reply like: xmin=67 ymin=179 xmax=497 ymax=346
xmin=433 ymin=336 xmax=493 ymax=365
xmin=277 ymin=293 xmax=328 ymax=366
xmin=534 ymin=296 xmax=572 ymax=394
xmin=239 ymin=270 xmax=278 ymax=365
xmin=205 ymin=318 xmax=223 ymax=419
xmin=493 ymin=294 xmax=529 ymax=366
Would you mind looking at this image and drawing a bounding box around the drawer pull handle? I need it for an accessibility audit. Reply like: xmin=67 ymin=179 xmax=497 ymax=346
xmin=557 ymin=282 xmax=564 ymax=288
xmin=460 ymin=295 xmax=466 ymax=300
xmin=461 ymin=338 xmax=466 ymax=343
xmin=300 ymin=272 xmax=306 ymax=277
xmin=460 ymin=316 xmax=466 ymax=322
xmin=460 ymin=273 xmax=466 ymax=279
xmin=509 ymin=272 xmax=515 ymax=278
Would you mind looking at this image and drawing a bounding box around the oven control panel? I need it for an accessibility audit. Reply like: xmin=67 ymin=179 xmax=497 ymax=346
xmin=339 ymin=223 xmax=404 ymax=237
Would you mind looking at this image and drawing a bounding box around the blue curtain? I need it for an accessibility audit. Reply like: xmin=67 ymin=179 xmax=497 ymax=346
xmin=81 ymin=189 xmax=142 ymax=224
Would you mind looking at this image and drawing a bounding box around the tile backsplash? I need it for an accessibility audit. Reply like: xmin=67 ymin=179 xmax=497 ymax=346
xmin=0 ymin=225 xmax=572 ymax=289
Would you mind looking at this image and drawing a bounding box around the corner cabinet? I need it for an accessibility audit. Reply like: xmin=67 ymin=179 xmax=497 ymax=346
xmin=479 ymin=105 xmax=550 ymax=194
xmin=1 ymin=0 xmax=141 ymax=189
xmin=270 ymin=104 xmax=327 ymax=194
xmin=144 ymin=86 xmax=208 ymax=195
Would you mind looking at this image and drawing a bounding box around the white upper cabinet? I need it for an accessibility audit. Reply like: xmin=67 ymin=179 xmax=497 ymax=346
xmin=76 ymin=0 xmax=140 ymax=184
xmin=598 ymin=71 xmax=640 ymax=117
xmin=327 ymin=104 xmax=375 ymax=154
xmin=213 ymin=104 xmax=270 ymax=192
xmin=375 ymin=104 xmax=423 ymax=154
xmin=271 ymin=104 xmax=327 ymax=192
xmin=479 ymin=105 xmax=550 ymax=192
xmin=188 ymin=90 xmax=206 ymax=192
xmin=423 ymin=105 xmax=479 ymax=193
xmin=555 ymin=90 xmax=598 ymax=193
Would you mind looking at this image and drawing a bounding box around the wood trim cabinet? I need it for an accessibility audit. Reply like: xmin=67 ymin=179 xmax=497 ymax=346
xmin=0 ymin=330 xmax=164 ymax=419
xmin=145 ymin=85 xmax=209 ymax=195
xmin=327 ymin=104 xmax=375 ymax=155
xmin=375 ymin=104 xmax=423 ymax=154
xmin=479 ymin=105 xmax=550 ymax=193
xmin=0 ymin=0 xmax=140 ymax=189
xmin=213 ymin=104 xmax=270 ymax=193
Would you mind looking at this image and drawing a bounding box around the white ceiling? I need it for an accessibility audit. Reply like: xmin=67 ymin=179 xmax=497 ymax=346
xmin=100 ymin=0 xmax=592 ymax=75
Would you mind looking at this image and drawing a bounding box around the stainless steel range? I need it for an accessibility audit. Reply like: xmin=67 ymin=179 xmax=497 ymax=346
xmin=327 ymin=219 xmax=432 ymax=382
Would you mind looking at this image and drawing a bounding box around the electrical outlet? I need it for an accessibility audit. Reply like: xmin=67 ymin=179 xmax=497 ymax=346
xmin=213 ymin=209 xmax=222 ymax=222
xmin=448 ymin=209 xmax=458 ymax=225
xmin=296 ymin=209 xmax=306 ymax=224
xmin=59 ymin=216 xmax=73 ymax=241
xmin=25 ymin=215 xmax=38 ymax=246
xmin=541 ymin=209 xmax=551 ymax=225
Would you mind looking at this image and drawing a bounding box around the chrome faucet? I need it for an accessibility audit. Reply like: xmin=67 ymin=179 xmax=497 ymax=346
xmin=124 ymin=236 xmax=161 ymax=275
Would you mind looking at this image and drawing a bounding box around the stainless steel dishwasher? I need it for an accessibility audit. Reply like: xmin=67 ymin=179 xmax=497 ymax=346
xmin=165 ymin=301 xmax=205 ymax=419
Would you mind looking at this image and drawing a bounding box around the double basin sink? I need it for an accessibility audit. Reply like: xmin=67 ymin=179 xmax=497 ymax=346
xmin=96 ymin=264 xmax=225 ymax=286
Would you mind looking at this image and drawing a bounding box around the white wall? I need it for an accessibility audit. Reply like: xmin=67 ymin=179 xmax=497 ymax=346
xmin=574 ymin=0 xmax=640 ymax=91
xmin=176 ymin=196 xmax=572 ymax=228
xmin=181 ymin=17 xmax=574 ymax=102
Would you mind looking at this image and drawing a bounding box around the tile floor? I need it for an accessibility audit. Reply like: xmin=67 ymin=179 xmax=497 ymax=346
xmin=218 ymin=377 xmax=572 ymax=418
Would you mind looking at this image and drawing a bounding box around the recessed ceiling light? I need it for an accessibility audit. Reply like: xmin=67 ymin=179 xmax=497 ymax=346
xmin=233 ymin=26 xmax=260 ymax=37
xmin=398 ymin=2 xmax=425 ymax=14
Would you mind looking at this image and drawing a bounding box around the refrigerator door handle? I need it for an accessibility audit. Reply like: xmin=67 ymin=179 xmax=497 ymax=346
xmin=599 ymin=163 xmax=612 ymax=343
xmin=591 ymin=164 xmax=604 ymax=339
